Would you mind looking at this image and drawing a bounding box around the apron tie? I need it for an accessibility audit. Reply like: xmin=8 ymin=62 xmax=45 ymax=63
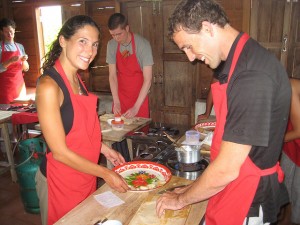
xmin=260 ymin=162 xmax=284 ymax=183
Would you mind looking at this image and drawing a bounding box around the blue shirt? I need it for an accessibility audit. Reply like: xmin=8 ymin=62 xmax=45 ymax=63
xmin=0 ymin=41 xmax=26 ymax=73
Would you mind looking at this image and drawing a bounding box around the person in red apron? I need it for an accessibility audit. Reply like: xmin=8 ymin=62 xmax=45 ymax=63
xmin=156 ymin=1 xmax=290 ymax=224
xmin=0 ymin=18 xmax=29 ymax=104
xmin=279 ymin=78 xmax=300 ymax=225
xmin=35 ymin=16 xmax=129 ymax=225
xmin=107 ymin=13 xmax=153 ymax=118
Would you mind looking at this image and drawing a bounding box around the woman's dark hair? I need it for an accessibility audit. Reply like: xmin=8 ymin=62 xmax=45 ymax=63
xmin=0 ymin=18 xmax=16 ymax=30
xmin=168 ymin=0 xmax=229 ymax=40
xmin=107 ymin=13 xmax=128 ymax=30
xmin=41 ymin=15 xmax=100 ymax=71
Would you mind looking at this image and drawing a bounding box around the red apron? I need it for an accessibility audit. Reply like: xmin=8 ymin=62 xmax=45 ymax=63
xmin=116 ymin=32 xmax=149 ymax=118
xmin=283 ymin=121 xmax=300 ymax=166
xmin=0 ymin=42 xmax=24 ymax=104
xmin=205 ymin=33 xmax=284 ymax=225
xmin=47 ymin=60 xmax=101 ymax=225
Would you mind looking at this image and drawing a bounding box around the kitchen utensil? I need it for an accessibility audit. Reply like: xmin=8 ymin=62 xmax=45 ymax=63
xmin=185 ymin=130 xmax=201 ymax=144
xmin=157 ymin=184 xmax=188 ymax=194
xmin=163 ymin=131 xmax=180 ymax=147
xmin=175 ymin=144 xmax=202 ymax=164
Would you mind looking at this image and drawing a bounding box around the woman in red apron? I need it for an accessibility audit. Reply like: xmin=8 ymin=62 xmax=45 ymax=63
xmin=280 ymin=78 xmax=300 ymax=224
xmin=0 ymin=18 xmax=29 ymax=104
xmin=35 ymin=16 xmax=128 ymax=225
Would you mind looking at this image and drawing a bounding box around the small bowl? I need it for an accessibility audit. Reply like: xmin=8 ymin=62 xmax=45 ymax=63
xmin=102 ymin=220 xmax=123 ymax=225
xmin=111 ymin=119 xmax=124 ymax=131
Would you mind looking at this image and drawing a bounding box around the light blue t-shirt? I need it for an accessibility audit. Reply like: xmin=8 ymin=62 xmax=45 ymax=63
xmin=0 ymin=41 xmax=26 ymax=73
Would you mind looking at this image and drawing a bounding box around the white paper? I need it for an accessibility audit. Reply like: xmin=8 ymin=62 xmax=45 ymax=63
xmin=93 ymin=191 xmax=125 ymax=208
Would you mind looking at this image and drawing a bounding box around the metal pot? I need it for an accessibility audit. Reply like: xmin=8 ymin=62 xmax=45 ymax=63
xmin=175 ymin=144 xmax=202 ymax=164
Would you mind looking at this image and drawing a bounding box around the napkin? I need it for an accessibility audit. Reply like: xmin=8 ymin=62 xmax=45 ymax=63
xmin=94 ymin=191 xmax=125 ymax=208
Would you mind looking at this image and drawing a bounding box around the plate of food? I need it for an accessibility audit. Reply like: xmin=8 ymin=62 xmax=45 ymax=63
xmin=113 ymin=161 xmax=172 ymax=192
xmin=194 ymin=121 xmax=216 ymax=134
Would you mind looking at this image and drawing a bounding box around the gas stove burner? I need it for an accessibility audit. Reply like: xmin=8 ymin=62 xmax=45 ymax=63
xmin=167 ymin=156 xmax=209 ymax=172
xmin=147 ymin=126 xmax=180 ymax=137
xmin=156 ymin=140 xmax=169 ymax=147
xmin=132 ymin=131 xmax=146 ymax=136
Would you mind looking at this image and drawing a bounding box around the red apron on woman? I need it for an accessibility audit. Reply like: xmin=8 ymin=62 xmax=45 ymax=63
xmin=205 ymin=33 xmax=284 ymax=225
xmin=116 ymin=32 xmax=149 ymax=118
xmin=283 ymin=121 xmax=300 ymax=167
xmin=0 ymin=42 xmax=24 ymax=104
xmin=47 ymin=60 xmax=101 ymax=224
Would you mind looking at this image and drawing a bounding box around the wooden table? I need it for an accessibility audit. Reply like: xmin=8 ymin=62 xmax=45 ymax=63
xmin=54 ymin=175 xmax=207 ymax=225
xmin=100 ymin=115 xmax=152 ymax=143
xmin=100 ymin=115 xmax=152 ymax=161
xmin=0 ymin=110 xmax=19 ymax=182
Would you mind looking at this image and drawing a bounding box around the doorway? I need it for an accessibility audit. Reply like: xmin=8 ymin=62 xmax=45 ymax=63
xmin=36 ymin=6 xmax=62 ymax=67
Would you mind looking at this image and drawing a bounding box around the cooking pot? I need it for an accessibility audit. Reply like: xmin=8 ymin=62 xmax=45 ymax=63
xmin=175 ymin=144 xmax=202 ymax=164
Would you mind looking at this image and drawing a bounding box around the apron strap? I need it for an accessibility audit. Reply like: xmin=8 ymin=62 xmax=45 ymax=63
xmin=260 ymin=162 xmax=284 ymax=183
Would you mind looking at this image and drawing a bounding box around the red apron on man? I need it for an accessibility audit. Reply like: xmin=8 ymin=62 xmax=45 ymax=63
xmin=205 ymin=33 xmax=284 ymax=225
xmin=0 ymin=42 xmax=24 ymax=104
xmin=116 ymin=32 xmax=149 ymax=118
xmin=47 ymin=60 xmax=101 ymax=225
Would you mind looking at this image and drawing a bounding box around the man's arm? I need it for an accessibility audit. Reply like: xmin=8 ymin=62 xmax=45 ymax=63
xmin=156 ymin=141 xmax=251 ymax=216
xmin=123 ymin=65 xmax=152 ymax=118
xmin=108 ymin=63 xmax=121 ymax=115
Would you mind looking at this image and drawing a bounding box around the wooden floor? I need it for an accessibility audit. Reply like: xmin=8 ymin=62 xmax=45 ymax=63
xmin=0 ymin=169 xmax=42 ymax=225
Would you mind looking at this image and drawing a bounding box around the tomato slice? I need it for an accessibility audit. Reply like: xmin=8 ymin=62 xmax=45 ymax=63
xmin=132 ymin=179 xmax=148 ymax=187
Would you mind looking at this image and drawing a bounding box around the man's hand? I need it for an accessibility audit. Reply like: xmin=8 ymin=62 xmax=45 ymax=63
xmin=20 ymin=54 xmax=28 ymax=61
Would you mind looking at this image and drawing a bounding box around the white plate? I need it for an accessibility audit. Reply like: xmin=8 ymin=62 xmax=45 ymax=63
xmin=102 ymin=220 xmax=122 ymax=225
xmin=113 ymin=161 xmax=172 ymax=192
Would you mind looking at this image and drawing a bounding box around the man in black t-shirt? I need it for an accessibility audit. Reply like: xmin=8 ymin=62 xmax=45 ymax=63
xmin=156 ymin=0 xmax=291 ymax=224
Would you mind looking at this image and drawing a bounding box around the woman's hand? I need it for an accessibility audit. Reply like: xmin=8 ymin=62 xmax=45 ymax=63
xmin=103 ymin=147 xmax=126 ymax=166
xmin=103 ymin=169 xmax=129 ymax=193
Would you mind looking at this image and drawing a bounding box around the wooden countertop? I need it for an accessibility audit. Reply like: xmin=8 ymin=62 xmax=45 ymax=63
xmin=100 ymin=114 xmax=152 ymax=142
xmin=54 ymin=176 xmax=207 ymax=225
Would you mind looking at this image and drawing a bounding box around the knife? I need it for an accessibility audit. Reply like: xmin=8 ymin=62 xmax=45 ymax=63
xmin=158 ymin=185 xmax=188 ymax=194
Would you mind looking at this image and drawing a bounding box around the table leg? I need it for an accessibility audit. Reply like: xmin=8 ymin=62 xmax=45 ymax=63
xmin=0 ymin=123 xmax=17 ymax=182
xmin=126 ymin=139 xmax=133 ymax=160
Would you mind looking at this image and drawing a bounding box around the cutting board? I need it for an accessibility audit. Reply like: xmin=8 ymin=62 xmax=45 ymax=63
xmin=54 ymin=176 xmax=207 ymax=225
xmin=129 ymin=195 xmax=191 ymax=225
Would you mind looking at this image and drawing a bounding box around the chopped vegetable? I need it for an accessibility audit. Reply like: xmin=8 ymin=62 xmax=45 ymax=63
xmin=124 ymin=171 xmax=165 ymax=191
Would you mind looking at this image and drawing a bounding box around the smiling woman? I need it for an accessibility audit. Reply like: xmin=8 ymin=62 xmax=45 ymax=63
xmin=35 ymin=15 xmax=129 ymax=225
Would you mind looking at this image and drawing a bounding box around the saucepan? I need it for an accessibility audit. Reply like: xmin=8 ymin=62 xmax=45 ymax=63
xmin=175 ymin=144 xmax=202 ymax=164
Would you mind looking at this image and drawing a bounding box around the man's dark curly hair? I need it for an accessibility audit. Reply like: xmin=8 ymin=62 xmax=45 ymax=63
xmin=168 ymin=0 xmax=229 ymax=40
xmin=0 ymin=18 xmax=16 ymax=30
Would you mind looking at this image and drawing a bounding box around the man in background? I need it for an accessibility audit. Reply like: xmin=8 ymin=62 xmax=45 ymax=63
xmin=106 ymin=13 xmax=153 ymax=119
xmin=0 ymin=18 xmax=29 ymax=104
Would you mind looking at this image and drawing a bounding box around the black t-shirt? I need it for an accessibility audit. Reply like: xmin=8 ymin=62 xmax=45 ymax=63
xmin=215 ymin=33 xmax=291 ymax=222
